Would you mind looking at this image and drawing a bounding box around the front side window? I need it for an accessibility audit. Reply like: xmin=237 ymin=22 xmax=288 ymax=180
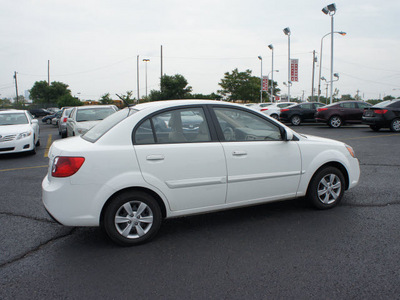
xmin=135 ymin=107 xmax=211 ymax=144
xmin=300 ymin=103 xmax=313 ymax=109
xmin=213 ymin=108 xmax=282 ymax=141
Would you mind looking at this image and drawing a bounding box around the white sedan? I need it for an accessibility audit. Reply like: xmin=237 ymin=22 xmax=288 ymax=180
xmin=42 ymin=100 xmax=360 ymax=245
xmin=260 ymin=101 xmax=297 ymax=119
xmin=66 ymin=105 xmax=118 ymax=137
xmin=0 ymin=110 xmax=40 ymax=154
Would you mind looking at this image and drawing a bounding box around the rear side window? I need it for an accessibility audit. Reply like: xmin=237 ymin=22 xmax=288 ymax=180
xmin=134 ymin=107 xmax=211 ymax=144
xmin=340 ymin=102 xmax=356 ymax=109
xmin=300 ymin=103 xmax=313 ymax=109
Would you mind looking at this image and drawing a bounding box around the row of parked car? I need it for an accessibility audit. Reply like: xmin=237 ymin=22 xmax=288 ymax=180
xmin=247 ymin=99 xmax=400 ymax=132
xmin=44 ymin=105 xmax=118 ymax=138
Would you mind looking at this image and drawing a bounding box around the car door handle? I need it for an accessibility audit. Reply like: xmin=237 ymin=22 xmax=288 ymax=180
xmin=146 ymin=155 xmax=165 ymax=161
xmin=232 ymin=151 xmax=247 ymax=156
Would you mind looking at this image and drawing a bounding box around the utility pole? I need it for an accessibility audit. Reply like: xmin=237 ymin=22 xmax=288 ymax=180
xmin=48 ymin=60 xmax=50 ymax=86
xmin=137 ymin=55 xmax=140 ymax=103
xmin=160 ymin=45 xmax=163 ymax=92
xmin=311 ymin=50 xmax=316 ymax=102
xmin=13 ymin=71 xmax=19 ymax=104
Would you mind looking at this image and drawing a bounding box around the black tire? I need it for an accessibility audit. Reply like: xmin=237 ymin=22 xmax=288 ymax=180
xmin=307 ymin=166 xmax=345 ymax=210
xmin=270 ymin=114 xmax=279 ymax=120
xmin=30 ymin=136 xmax=37 ymax=155
xmin=390 ymin=118 xmax=400 ymax=132
xmin=328 ymin=115 xmax=342 ymax=128
xmin=370 ymin=125 xmax=381 ymax=132
xmin=290 ymin=115 xmax=301 ymax=126
xmin=36 ymin=139 xmax=40 ymax=147
xmin=61 ymin=131 xmax=67 ymax=138
xmin=102 ymin=191 xmax=162 ymax=246
xmin=46 ymin=119 xmax=51 ymax=124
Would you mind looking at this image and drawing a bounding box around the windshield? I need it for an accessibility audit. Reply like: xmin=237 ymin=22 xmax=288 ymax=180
xmin=82 ymin=108 xmax=137 ymax=142
xmin=0 ymin=113 xmax=29 ymax=125
xmin=76 ymin=107 xmax=116 ymax=122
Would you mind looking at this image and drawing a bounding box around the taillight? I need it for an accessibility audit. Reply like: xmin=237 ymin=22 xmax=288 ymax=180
xmin=281 ymin=109 xmax=289 ymax=112
xmin=261 ymin=108 xmax=268 ymax=111
xmin=374 ymin=109 xmax=388 ymax=114
xmin=52 ymin=156 xmax=85 ymax=177
xmin=317 ymin=108 xmax=328 ymax=112
xmin=63 ymin=117 xmax=68 ymax=122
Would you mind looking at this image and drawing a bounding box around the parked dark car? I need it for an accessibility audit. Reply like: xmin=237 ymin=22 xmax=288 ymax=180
xmin=362 ymin=99 xmax=400 ymax=132
xmin=280 ymin=102 xmax=326 ymax=126
xmin=315 ymin=101 xmax=371 ymax=128
xmin=29 ymin=108 xmax=52 ymax=118
xmin=42 ymin=112 xmax=59 ymax=124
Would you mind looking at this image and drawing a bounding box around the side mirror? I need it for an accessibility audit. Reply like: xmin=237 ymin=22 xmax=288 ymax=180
xmin=280 ymin=127 xmax=293 ymax=141
xmin=31 ymin=119 xmax=38 ymax=124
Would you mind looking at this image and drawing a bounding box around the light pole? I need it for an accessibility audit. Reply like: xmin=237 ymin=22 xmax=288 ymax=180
xmin=258 ymin=56 xmax=263 ymax=102
xmin=322 ymin=3 xmax=337 ymax=104
xmin=283 ymin=27 xmax=291 ymax=101
xmin=317 ymin=31 xmax=346 ymax=103
xmin=268 ymin=44 xmax=275 ymax=102
xmin=267 ymin=70 xmax=279 ymax=102
xmin=143 ymin=59 xmax=150 ymax=98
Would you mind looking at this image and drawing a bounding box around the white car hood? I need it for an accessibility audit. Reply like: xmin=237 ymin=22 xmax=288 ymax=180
xmin=0 ymin=124 xmax=32 ymax=135
xmin=300 ymin=134 xmax=344 ymax=146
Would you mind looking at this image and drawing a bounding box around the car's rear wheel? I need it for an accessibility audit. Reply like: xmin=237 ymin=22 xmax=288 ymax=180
xmin=370 ymin=125 xmax=381 ymax=132
xmin=102 ymin=191 xmax=162 ymax=246
xmin=290 ymin=115 xmax=301 ymax=126
xmin=390 ymin=118 xmax=400 ymax=132
xmin=46 ymin=119 xmax=51 ymax=124
xmin=307 ymin=166 xmax=345 ymax=210
xmin=328 ymin=116 xmax=342 ymax=128
xmin=270 ymin=114 xmax=279 ymax=120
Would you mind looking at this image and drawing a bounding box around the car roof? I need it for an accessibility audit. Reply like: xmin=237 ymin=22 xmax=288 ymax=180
xmin=0 ymin=109 xmax=27 ymax=114
xmin=133 ymin=99 xmax=242 ymax=112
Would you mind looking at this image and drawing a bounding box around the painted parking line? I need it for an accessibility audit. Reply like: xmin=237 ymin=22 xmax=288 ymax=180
xmin=44 ymin=134 xmax=52 ymax=158
xmin=341 ymin=133 xmax=400 ymax=141
xmin=0 ymin=165 xmax=48 ymax=172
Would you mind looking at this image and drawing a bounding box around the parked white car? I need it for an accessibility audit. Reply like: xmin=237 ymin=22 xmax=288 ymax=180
xmin=42 ymin=100 xmax=360 ymax=245
xmin=245 ymin=102 xmax=273 ymax=112
xmin=0 ymin=110 xmax=40 ymax=154
xmin=259 ymin=102 xmax=297 ymax=119
xmin=66 ymin=105 xmax=118 ymax=137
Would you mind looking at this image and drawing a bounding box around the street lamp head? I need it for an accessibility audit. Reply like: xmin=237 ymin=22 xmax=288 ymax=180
xmin=322 ymin=3 xmax=336 ymax=15
xmin=334 ymin=73 xmax=339 ymax=79
xmin=283 ymin=27 xmax=291 ymax=36
xmin=338 ymin=31 xmax=346 ymax=36
xmin=258 ymin=56 xmax=262 ymax=60
xmin=143 ymin=59 xmax=150 ymax=62
xmin=268 ymin=44 xmax=274 ymax=50
xmin=321 ymin=76 xmax=326 ymax=81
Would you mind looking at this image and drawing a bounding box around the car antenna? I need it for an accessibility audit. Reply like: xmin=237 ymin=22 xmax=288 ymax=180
xmin=115 ymin=94 xmax=135 ymax=108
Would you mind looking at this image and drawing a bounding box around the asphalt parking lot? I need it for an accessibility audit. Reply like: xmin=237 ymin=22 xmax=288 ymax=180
xmin=1 ymin=120 xmax=399 ymax=299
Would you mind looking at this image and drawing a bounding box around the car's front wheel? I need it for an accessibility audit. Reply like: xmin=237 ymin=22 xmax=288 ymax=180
xmin=390 ymin=118 xmax=400 ymax=132
xmin=328 ymin=116 xmax=342 ymax=128
xmin=102 ymin=191 xmax=162 ymax=246
xmin=307 ymin=166 xmax=345 ymax=210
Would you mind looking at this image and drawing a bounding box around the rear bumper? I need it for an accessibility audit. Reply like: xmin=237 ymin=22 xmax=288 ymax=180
xmin=362 ymin=117 xmax=388 ymax=127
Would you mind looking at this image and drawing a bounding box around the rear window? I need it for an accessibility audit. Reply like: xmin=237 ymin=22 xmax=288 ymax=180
xmin=82 ymin=108 xmax=137 ymax=143
xmin=373 ymin=100 xmax=400 ymax=108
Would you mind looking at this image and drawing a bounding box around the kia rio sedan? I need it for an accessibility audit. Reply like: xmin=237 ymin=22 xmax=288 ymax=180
xmin=42 ymin=100 xmax=360 ymax=246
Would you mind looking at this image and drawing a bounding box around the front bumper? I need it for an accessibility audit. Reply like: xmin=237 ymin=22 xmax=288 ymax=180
xmin=0 ymin=137 xmax=34 ymax=154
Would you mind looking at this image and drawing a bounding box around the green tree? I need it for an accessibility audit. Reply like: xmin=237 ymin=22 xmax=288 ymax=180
xmin=57 ymin=94 xmax=83 ymax=107
xmin=30 ymin=81 xmax=71 ymax=105
xmin=341 ymin=94 xmax=354 ymax=101
xmin=383 ymin=95 xmax=395 ymax=101
xmin=218 ymin=69 xmax=279 ymax=102
xmin=149 ymin=74 xmax=192 ymax=101
xmin=99 ymin=93 xmax=114 ymax=105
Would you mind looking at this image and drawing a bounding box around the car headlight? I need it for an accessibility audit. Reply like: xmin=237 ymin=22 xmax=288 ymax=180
xmin=17 ymin=131 xmax=32 ymax=140
xmin=345 ymin=144 xmax=356 ymax=158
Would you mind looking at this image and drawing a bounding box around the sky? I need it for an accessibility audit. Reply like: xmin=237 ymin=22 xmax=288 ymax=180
xmin=1 ymin=0 xmax=400 ymax=102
